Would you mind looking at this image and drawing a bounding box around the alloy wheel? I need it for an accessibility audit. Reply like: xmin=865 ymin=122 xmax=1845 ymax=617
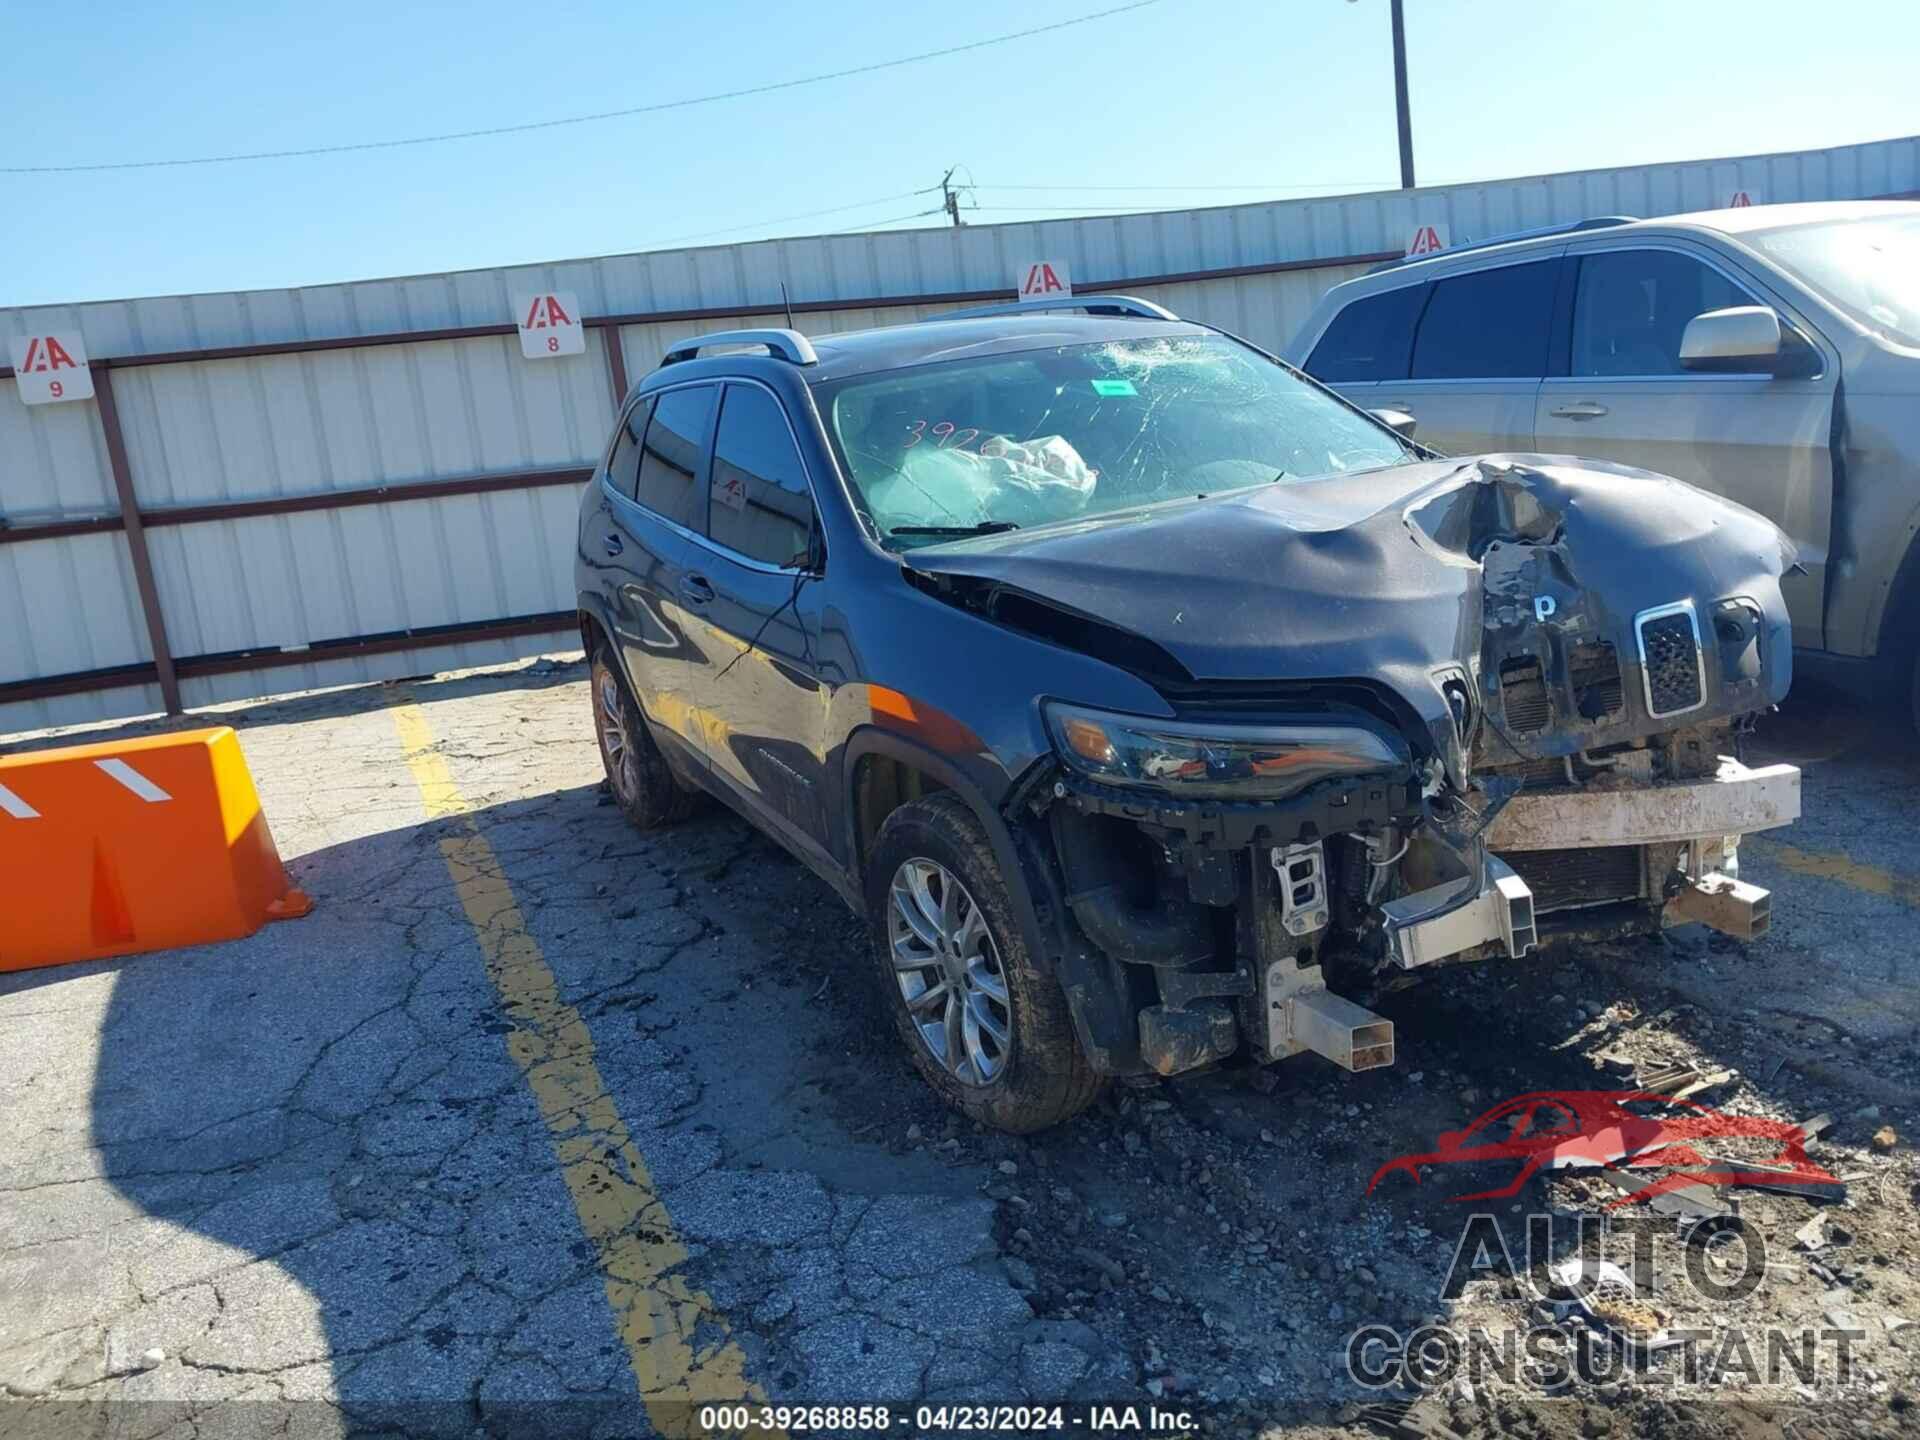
xmin=596 ymin=669 xmax=635 ymax=802
xmin=887 ymin=858 xmax=1012 ymax=1085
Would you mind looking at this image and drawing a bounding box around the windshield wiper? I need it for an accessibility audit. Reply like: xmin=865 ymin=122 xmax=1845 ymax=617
xmin=889 ymin=521 xmax=1021 ymax=537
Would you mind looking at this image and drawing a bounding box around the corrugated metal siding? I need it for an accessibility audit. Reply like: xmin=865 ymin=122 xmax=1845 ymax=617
xmin=6 ymin=136 xmax=1911 ymax=369
xmin=112 ymin=332 xmax=612 ymax=507
xmin=112 ymin=328 xmax=612 ymax=666
xmin=0 ymin=380 xmax=154 ymax=732
xmin=3 ymin=134 xmax=1916 ymax=734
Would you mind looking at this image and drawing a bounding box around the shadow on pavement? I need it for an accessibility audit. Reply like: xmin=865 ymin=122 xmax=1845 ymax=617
xmin=6 ymin=737 xmax=1026 ymax=1434
xmin=0 ymin=653 xmax=587 ymax=759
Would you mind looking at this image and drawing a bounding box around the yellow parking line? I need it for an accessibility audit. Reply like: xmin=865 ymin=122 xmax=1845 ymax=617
xmin=391 ymin=701 xmax=771 ymax=1432
xmin=1748 ymin=838 xmax=1920 ymax=908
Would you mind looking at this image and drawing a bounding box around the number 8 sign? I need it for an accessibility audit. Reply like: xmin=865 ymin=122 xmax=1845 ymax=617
xmin=513 ymin=292 xmax=586 ymax=359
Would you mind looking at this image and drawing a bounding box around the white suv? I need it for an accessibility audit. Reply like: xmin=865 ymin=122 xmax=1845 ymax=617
xmin=1286 ymin=201 xmax=1920 ymax=727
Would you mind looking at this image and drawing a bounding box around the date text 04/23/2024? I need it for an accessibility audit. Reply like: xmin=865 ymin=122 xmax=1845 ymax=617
xmin=693 ymin=1403 xmax=1199 ymax=1434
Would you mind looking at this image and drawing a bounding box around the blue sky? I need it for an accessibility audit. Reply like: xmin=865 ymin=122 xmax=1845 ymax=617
xmin=2 ymin=0 xmax=1914 ymax=306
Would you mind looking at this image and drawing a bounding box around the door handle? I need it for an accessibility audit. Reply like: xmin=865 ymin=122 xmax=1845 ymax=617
xmin=602 ymin=532 xmax=624 ymax=556
xmin=678 ymin=574 xmax=716 ymax=607
xmin=1549 ymin=401 xmax=1610 ymax=419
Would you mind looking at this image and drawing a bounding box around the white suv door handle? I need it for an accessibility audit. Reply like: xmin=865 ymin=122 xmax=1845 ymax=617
xmin=1549 ymin=401 xmax=1610 ymax=419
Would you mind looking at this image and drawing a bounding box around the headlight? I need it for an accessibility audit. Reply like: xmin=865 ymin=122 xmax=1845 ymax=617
xmin=1043 ymin=702 xmax=1408 ymax=800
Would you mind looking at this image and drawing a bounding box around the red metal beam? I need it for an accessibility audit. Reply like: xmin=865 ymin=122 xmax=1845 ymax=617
xmin=0 ymin=467 xmax=591 ymax=547
xmin=92 ymin=365 xmax=182 ymax=716
xmin=604 ymin=328 xmax=631 ymax=411
xmin=138 ymin=468 xmax=592 ymax=528
xmin=0 ymin=514 xmax=126 ymax=546
xmin=0 ymin=613 xmax=579 ymax=706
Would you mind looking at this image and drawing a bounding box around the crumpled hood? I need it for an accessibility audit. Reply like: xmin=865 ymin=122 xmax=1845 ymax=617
xmin=903 ymin=454 xmax=1797 ymax=774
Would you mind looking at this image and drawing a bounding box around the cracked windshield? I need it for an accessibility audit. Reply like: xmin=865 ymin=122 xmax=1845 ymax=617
xmin=821 ymin=334 xmax=1411 ymax=549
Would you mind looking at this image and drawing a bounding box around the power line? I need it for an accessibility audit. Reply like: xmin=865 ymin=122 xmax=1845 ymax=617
xmin=827 ymin=207 xmax=949 ymax=233
xmin=648 ymin=189 xmax=940 ymax=247
xmin=974 ymin=181 xmax=1392 ymax=192
xmin=1 ymin=1 xmax=1165 ymax=175
xmin=972 ymin=201 xmax=1343 ymax=213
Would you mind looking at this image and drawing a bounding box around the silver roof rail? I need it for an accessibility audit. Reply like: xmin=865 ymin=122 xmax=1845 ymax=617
xmin=1371 ymin=216 xmax=1640 ymax=272
xmin=661 ymin=328 xmax=818 ymax=366
xmin=937 ymin=294 xmax=1180 ymax=323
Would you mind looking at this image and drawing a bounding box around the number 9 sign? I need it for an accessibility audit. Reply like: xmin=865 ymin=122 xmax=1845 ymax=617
xmin=9 ymin=332 xmax=96 ymax=406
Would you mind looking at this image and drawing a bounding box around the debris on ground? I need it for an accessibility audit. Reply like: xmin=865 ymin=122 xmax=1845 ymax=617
xmin=1598 ymin=1165 xmax=1728 ymax=1219
xmin=1633 ymin=1061 xmax=1735 ymax=1100
xmin=1548 ymin=1257 xmax=1676 ymax=1348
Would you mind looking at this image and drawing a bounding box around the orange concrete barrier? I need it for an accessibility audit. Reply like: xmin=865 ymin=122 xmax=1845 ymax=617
xmin=0 ymin=726 xmax=311 ymax=972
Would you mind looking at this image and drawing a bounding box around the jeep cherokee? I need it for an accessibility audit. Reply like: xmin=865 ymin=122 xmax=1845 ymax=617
xmin=575 ymin=295 xmax=1802 ymax=1132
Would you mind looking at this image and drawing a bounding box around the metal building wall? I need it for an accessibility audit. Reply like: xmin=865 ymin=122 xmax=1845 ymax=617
xmin=3 ymin=134 xmax=1915 ymax=733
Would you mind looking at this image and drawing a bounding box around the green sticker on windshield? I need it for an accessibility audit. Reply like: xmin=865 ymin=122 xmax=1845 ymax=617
xmin=1090 ymin=378 xmax=1137 ymax=397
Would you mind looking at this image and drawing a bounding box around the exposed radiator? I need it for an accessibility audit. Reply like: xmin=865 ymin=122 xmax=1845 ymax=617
xmin=1501 ymin=845 xmax=1644 ymax=912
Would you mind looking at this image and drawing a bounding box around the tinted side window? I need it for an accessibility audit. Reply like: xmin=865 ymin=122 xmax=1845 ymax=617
xmin=634 ymin=386 xmax=716 ymax=529
xmin=1571 ymin=250 xmax=1758 ymax=377
xmin=606 ymin=397 xmax=652 ymax=499
xmin=1410 ymin=261 xmax=1560 ymax=379
xmin=709 ymin=385 xmax=816 ymax=569
xmin=1306 ymin=285 xmax=1426 ymax=382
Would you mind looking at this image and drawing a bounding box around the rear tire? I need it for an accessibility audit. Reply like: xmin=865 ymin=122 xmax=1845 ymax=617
xmin=866 ymin=793 xmax=1104 ymax=1133
xmin=590 ymin=643 xmax=701 ymax=830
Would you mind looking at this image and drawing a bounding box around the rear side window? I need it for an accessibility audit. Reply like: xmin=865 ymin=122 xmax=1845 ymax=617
xmin=1410 ymin=261 xmax=1560 ymax=379
xmin=606 ymin=397 xmax=652 ymax=499
xmin=633 ymin=385 xmax=716 ymax=529
xmin=709 ymin=385 xmax=817 ymax=569
xmin=1571 ymin=249 xmax=1759 ymax=377
xmin=1306 ymin=286 xmax=1425 ymax=382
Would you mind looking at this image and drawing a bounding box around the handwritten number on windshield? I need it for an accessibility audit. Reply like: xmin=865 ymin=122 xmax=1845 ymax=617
xmin=903 ymin=420 xmax=981 ymax=451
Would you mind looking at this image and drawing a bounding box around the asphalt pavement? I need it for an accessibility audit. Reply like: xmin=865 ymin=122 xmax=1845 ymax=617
xmin=1 ymin=654 xmax=1914 ymax=1438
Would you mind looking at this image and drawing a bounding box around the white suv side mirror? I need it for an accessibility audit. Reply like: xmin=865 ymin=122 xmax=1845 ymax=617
xmin=1368 ymin=407 xmax=1418 ymax=440
xmin=1680 ymin=306 xmax=1782 ymax=370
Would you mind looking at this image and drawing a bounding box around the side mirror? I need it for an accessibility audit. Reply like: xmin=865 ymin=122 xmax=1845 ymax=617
xmin=1369 ymin=407 xmax=1418 ymax=440
xmin=1680 ymin=306 xmax=1782 ymax=371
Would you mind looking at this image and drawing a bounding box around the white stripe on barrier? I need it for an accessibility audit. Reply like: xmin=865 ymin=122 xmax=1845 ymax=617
xmin=95 ymin=758 xmax=173 ymax=803
xmin=0 ymin=782 xmax=41 ymax=820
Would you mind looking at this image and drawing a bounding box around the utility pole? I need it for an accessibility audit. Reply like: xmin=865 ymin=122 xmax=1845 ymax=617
xmin=1389 ymin=0 xmax=1416 ymax=188
xmin=941 ymin=166 xmax=967 ymax=227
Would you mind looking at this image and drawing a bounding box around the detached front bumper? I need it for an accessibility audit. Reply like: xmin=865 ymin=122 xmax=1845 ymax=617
xmin=1483 ymin=757 xmax=1801 ymax=851
xmin=1386 ymin=757 xmax=1800 ymax=968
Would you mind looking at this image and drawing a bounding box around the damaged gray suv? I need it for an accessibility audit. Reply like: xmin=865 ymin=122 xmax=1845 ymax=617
xmin=575 ymin=295 xmax=1803 ymax=1132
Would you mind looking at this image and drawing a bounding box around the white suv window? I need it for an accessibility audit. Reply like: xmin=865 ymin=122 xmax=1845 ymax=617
xmin=1572 ymin=250 xmax=1758 ymax=377
xmin=1409 ymin=261 xmax=1560 ymax=380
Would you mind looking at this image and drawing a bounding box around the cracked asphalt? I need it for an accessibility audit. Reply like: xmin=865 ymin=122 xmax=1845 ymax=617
xmin=1 ymin=655 xmax=1917 ymax=1439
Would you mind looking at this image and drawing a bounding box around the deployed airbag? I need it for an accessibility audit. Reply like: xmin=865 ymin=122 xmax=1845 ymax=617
xmin=867 ymin=435 xmax=1098 ymax=533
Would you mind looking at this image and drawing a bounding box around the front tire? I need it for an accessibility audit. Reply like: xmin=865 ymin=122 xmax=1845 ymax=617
xmin=866 ymin=794 xmax=1103 ymax=1133
xmin=590 ymin=643 xmax=701 ymax=830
